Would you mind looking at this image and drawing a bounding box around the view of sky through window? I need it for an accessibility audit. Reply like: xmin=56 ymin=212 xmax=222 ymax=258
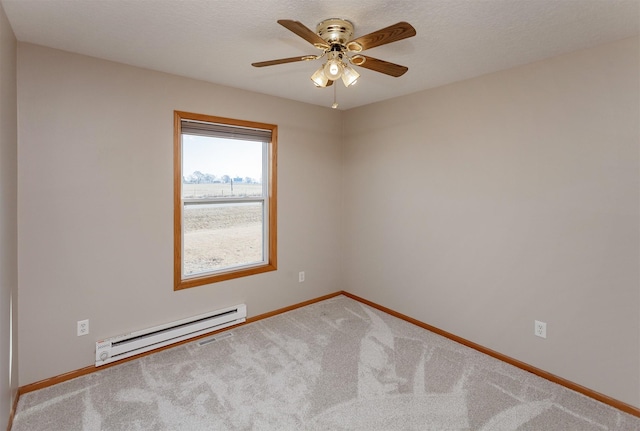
xmin=182 ymin=135 xmax=262 ymax=182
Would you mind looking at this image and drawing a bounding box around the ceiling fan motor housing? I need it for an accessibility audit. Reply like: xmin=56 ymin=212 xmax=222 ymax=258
xmin=316 ymin=18 xmax=354 ymax=46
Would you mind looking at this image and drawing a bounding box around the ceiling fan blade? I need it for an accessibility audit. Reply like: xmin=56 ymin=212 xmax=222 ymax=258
xmin=346 ymin=22 xmax=416 ymax=52
xmin=355 ymin=55 xmax=409 ymax=77
xmin=277 ymin=19 xmax=330 ymax=50
xmin=252 ymin=55 xmax=317 ymax=67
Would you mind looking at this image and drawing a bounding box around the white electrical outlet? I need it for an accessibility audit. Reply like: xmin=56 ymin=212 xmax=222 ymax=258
xmin=77 ymin=319 xmax=89 ymax=336
xmin=534 ymin=320 xmax=547 ymax=339
xmin=298 ymin=271 xmax=305 ymax=283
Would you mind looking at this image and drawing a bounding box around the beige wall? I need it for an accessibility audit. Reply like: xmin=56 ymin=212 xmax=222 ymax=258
xmin=0 ymin=1 xmax=18 ymax=426
xmin=17 ymin=43 xmax=343 ymax=385
xmin=343 ymin=36 xmax=639 ymax=407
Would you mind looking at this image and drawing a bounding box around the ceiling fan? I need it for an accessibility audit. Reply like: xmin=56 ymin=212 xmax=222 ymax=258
xmin=252 ymin=19 xmax=416 ymax=88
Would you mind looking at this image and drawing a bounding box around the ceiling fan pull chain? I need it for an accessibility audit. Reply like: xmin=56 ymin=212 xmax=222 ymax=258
xmin=332 ymin=83 xmax=339 ymax=109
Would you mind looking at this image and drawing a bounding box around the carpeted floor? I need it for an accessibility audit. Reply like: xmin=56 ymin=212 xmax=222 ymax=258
xmin=12 ymin=295 xmax=640 ymax=430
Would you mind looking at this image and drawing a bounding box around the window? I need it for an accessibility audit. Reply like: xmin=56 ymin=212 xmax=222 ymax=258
xmin=174 ymin=111 xmax=277 ymax=290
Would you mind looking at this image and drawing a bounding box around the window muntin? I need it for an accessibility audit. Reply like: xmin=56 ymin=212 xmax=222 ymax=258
xmin=174 ymin=111 xmax=277 ymax=290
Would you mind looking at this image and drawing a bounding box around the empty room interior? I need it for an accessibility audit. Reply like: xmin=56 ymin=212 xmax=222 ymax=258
xmin=1 ymin=0 xmax=639 ymax=429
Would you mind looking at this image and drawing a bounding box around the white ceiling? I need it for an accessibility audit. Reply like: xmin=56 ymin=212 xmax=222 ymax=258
xmin=2 ymin=0 xmax=638 ymax=110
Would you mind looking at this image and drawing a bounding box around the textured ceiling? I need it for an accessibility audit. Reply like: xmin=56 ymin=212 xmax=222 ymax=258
xmin=2 ymin=0 xmax=639 ymax=110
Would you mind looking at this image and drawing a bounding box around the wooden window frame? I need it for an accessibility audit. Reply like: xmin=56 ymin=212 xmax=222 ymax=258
xmin=174 ymin=111 xmax=277 ymax=290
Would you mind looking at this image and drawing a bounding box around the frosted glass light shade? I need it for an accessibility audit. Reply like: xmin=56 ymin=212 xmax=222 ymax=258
xmin=324 ymin=59 xmax=343 ymax=81
xmin=311 ymin=66 xmax=329 ymax=87
xmin=341 ymin=65 xmax=360 ymax=87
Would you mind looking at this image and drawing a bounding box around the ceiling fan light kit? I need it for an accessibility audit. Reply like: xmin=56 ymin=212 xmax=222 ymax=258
xmin=252 ymin=17 xmax=416 ymax=98
xmin=341 ymin=64 xmax=360 ymax=87
xmin=324 ymin=50 xmax=344 ymax=80
xmin=311 ymin=66 xmax=329 ymax=87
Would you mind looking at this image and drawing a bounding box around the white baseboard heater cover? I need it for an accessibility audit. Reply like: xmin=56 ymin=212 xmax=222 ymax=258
xmin=95 ymin=304 xmax=246 ymax=366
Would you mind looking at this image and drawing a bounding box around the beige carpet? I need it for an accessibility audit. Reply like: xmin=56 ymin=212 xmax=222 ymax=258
xmin=12 ymin=295 xmax=640 ymax=430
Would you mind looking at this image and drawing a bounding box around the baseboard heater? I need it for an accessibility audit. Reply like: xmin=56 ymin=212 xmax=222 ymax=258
xmin=95 ymin=304 xmax=246 ymax=366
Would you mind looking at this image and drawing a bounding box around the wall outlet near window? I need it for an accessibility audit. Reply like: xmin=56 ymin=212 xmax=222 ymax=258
xmin=298 ymin=271 xmax=305 ymax=283
xmin=77 ymin=319 xmax=89 ymax=336
xmin=534 ymin=320 xmax=546 ymax=338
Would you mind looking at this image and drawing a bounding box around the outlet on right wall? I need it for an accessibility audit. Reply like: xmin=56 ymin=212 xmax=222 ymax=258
xmin=342 ymin=36 xmax=640 ymax=408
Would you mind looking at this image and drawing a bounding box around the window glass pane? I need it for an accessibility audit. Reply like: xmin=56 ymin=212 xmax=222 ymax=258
xmin=183 ymin=202 xmax=264 ymax=276
xmin=182 ymin=181 xmax=263 ymax=200
xmin=182 ymin=135 xmax=263 ymax=199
